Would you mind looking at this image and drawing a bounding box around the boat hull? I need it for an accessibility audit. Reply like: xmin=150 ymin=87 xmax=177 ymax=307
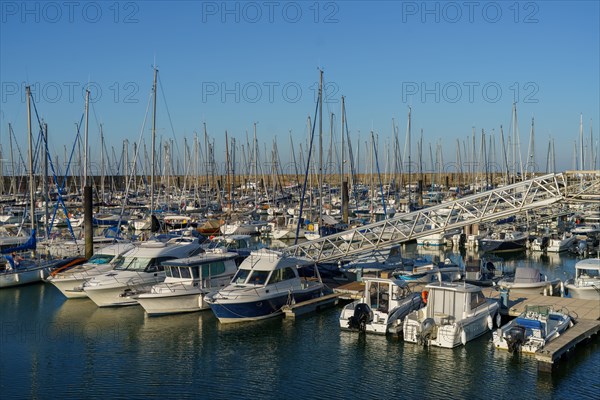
xmin=0 ymin=267 xmax=46 ymax=288
xmin=137 ymin=291 xmax=207 ymax=315
xmin=209 ymin=287 xmax=323 ymax=323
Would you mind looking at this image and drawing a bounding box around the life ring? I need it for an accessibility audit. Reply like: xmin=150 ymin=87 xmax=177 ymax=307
xmin=421 ymin=290 xmax=429 ymax=304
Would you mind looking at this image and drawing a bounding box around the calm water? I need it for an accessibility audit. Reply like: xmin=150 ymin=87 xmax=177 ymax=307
xmin=1 ymin=246 xmax=599 ymax=399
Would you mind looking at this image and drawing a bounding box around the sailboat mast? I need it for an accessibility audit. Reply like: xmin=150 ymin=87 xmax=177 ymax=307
xmin=26 ymin=86 xmax=35 ymax=233
xmin=318 ymin=70 xmax=323 ymax=227
xmin=150 ymin=66 xmax=158 ymax=217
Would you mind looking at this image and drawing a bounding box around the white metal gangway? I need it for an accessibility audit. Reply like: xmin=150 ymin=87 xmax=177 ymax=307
xmin=285 ymin=173 xmax=567 ymax=263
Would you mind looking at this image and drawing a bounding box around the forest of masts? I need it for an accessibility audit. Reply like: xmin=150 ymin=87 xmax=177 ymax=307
xmin=1 ymin=73 xmax=598 ymax=200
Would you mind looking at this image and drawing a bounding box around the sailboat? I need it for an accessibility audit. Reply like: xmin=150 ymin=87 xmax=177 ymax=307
xmin=0 ymin=86 xmax=46 ymax=288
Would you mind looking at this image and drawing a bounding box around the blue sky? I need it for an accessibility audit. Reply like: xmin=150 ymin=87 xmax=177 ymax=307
xmin=1 ymin=1 xmax=599 ymax=176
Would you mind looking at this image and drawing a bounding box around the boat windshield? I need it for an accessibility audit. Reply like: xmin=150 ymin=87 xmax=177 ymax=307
xmin=87 ymin=254 xmax=115 ymax=265
xmin=232 ymin=268 xmax=251 ymax=284
xmin=577 ymin=268 xmax=599 ymax=279
xmin=113 ymin=257 xmax=153 ymax=272
xmin=248 ymin=270 xmax=270 ymax=285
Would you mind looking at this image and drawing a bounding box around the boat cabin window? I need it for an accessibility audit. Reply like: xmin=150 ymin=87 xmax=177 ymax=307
xmin=232 ymin=268 xmax=251 ymax=284
xmin=166 ymin=266 xmax=181 ymax=278
xmin=203 ymin=261 xmax=226 ymax=278
xmin=145 ymin=257 xmax=171 ymax=273
xmin=429 ymin=289 xmax=464 ymax=318
xmin=88 ymin=254 xmax=115 ymax=265
xmin=469 ymin=291 xmax=487 ymax=310
xmin=191 ymin=266 xmax=200 ymax=279
xmin=180 ymin=268 xmax=192 ymax=279
xmin=368 ymin=281 xmax=390 ymax=312
xmin=268 ymin=267 xmax=297 ymax=284
xmin=249 ymin=270 xmax=270 ymax=285
xmin=577 ymin=269 xmax=599 ymax=279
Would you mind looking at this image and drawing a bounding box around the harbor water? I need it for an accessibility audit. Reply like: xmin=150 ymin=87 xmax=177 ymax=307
xmin=1 ymin=245 xmax=599 ymax=399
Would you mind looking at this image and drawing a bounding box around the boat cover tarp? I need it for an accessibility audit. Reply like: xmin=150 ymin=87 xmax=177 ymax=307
xmin=513 ymin=267 xmax=541 ymax=284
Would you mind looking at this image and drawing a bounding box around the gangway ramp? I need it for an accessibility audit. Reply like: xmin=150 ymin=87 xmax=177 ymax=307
xmin=285 ymin=173 xmax=566 ymax=263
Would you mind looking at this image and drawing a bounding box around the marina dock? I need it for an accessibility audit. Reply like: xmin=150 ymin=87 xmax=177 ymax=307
xmin=282 ymin=293 xmax=340 ymax=319
xmin=335 ymin=279 xmax=600 ymax=373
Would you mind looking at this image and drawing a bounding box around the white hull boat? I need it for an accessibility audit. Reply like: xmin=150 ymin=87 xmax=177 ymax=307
xmin=493 ymin=305 xmax=573 ymax=353
xmin=403 ymin=282 xmax=500 ymax=348
xmin=46 ymin=243 xmax=135 ymax=298
xmin=564 ymin=258 xmax=600 ymax=300
xmin=84 ymin=236 xmax=203 ymax=307
xmin=136 ymin=249 xmax=238 ymax=316
xmin=339 ymin=276 xmax=423 ymax=335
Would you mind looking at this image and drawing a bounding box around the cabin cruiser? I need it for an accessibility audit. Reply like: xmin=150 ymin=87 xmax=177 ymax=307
xmin=136 ymin=249 xmax=238 ymax=316
xmin=46 ymin=242 xmax=135 ymax=298
xmin=205 ymin=249 xmax=326 ymax=323
xmin=497 ymin=267 xmax=561 ymax=296
xmin=83 ymin=236 xmax=203 ymax=307
xmin=564 ymin=257 xmax=600 ymax=300
xmin=403 ymin=282 xmax=500 ymax=348
xmin=493 ymin=305 xmax=573 ymax=353
xmin=339 ymin=276 xmax=422 ymax=335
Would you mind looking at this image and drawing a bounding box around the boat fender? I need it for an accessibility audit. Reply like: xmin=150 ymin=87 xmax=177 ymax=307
xmin=487 ymin=315 xmax=493 ymax=330
xmin=421 ymin=290 xmax=429 ymax=304
xmin=495 ymin=313 xmax=501 ymax=328
xmin=460 ymin=328 xmax=467 ymax=345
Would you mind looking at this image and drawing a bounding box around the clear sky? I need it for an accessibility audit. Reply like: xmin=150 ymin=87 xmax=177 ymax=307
xmin=1 ymin=1 xmax=599 ymax=177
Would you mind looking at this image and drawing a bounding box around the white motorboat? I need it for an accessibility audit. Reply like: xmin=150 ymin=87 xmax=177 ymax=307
xmin=403 ymin=282 xmax=500 ymax=348
xmin=497 ymin=267 xmax=561 ymax=296
xmin=339 ymin=276 xmax=423 ymax=335
xmin=493 ymin=305 xmax=573 ymax=353
xmin=530 ymin=232 xmax=577 ymax=253
xmin=46 ymin=242 xmax=135 ymax=298
xmin=136 ymin=249 xmax=238 ymax=316
xmin=564 ymin=258 xmax=600 ymax=300
xmin=205 ymin=249 xmax=326 ymax=323
xmin=83 ymin=236 xmax=203 ymax=307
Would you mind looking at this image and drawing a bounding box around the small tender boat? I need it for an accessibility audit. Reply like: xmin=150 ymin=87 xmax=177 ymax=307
xmin=403 ymin=282 xmax=500 ymax=348
xmin=136 ymin=249 xmax=238 ymax=316
xmin=493 ymin=305 xmax=573 ymax=353
xmin=205 ymin=249 xmax=326 ymax=323
xmin=339 ymin=276 xmax=423 ymax=335
xmin=497 ymin=267 xmax=561 ymax=296
xmin=564 ymin=258 xmax=600 ymax=300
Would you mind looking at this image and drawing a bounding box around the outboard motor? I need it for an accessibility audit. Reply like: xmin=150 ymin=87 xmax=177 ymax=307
xmin=347 ymin=303 xmax=373 ymax=332
xmin=417 ymin=317 xmax=436 ymax=345
xmin=504 ymin=326 xmax=526 ymax=353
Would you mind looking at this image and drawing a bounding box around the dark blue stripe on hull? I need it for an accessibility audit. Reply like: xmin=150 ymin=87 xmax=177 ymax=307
xmin=209 ymin=289 xmax=322 ymax=321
